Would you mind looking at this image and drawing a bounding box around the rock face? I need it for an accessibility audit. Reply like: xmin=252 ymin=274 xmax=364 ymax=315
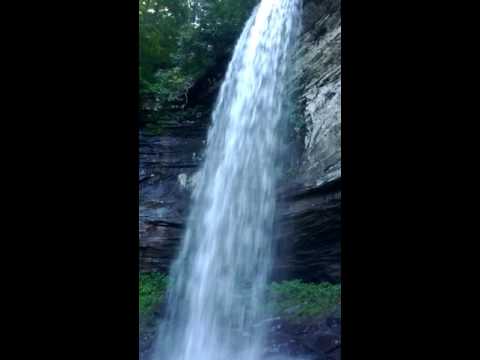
xmin=296 ymin=0 xmax=341 ymax=188
xmin=264 ymin=305 xmax=341 ymax=360
xmin=139 ymin=116 xmax=207 ymax=272
xmin=139 ymin=0 xmax=341 ymax=283
xmin=275 ymin=178 xmax=341 ymax=283
xmin=275 ymin=0 xmax=341 ymax=282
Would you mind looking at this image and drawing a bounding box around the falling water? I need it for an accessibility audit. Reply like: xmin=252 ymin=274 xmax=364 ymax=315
xmin=153 ymin=0 xmax=302 ymax=359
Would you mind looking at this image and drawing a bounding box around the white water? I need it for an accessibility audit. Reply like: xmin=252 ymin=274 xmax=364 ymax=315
xmin=153 ymin=1 xmax=302 ymax=359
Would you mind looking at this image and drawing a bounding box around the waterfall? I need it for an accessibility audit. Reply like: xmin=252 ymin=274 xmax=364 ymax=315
xmin=153 ymin=1 xmax=302 ymax=359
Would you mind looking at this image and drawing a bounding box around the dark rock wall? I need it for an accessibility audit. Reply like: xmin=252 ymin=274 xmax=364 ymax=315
xmin=139 ymin=0 xmax=341 ymax=283
xmin=276 ymin=0 xmax=341 ymax=282
xmin=139 ymin=116 xmax=207 ymax=272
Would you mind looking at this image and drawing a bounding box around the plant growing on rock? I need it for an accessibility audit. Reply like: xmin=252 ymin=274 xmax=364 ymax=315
xmin=139 ymin=272 xmax=169 ymax=318
xmin=268 ymin=279 xmax=341 ymax=321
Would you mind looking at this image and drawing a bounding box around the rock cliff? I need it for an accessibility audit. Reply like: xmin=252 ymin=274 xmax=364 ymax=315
xmin=276 ymin=0 xmax=341 ymax=282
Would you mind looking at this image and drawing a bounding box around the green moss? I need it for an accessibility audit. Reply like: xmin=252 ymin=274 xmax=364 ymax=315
xmin=139 ymin=272 xmax=169 ymax=317
xmin=138 ymin=274 xmax=340 ymax=324
xmin=268 ymin=280 xmax=341 ymax=321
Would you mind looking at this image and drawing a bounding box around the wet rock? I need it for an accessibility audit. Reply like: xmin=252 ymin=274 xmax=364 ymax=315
xmin=264 ymin=308 xmax=341 ymax=360
xmin=294 ymin=0 xmax=341 ymax=188
xmin=271 ymin=0 xmax=341 ymax=282
xmin=139 ymin=114 xmax=208 ymax=272
xmin=274 ymin=178 xmax=341 ymax=282
xmin=302 ymin=334 xmax=340 ymax=355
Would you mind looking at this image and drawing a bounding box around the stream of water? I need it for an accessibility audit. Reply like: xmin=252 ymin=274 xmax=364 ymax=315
xmin=153 ymin=1 xmax=302 ymax=359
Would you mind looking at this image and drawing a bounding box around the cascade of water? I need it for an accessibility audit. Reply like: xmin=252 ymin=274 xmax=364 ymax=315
xmin=153 ymin=1 xmax=302 ymax=359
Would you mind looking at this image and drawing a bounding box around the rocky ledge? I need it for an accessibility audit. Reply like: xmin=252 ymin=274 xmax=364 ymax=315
xmin=140 ymin=305 xmax=341 ymax=360
xmin=139 ymin=113 xmax=208 ymax=272
xmin=265 ymin=306 xmax=341 ymax=360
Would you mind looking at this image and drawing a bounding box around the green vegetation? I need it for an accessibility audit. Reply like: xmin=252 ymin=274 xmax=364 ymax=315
xmin=139 ymin=272 xmax=169 ymax=317
xmin=139 ymin=0 xmax=259 ymax=129
xmin=139 ymin=273 xmax=340 ymax=323
xmin=268 ymin=279 xmax=341 ymax=321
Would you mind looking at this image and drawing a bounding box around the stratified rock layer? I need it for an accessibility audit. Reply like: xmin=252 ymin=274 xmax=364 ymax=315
xmin=139 ymin=116 xmax=207 ymax=273
xmin=277 ymin=0 xmax=341 ymax=282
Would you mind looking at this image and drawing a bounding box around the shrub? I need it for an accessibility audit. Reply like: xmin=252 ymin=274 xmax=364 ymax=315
xmin=268 ymin=279 xmax=341 ymax=320
xmin=139 ymin=272 xmax=169 ymax=317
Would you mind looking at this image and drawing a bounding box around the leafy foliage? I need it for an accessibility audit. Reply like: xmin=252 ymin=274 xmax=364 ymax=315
xmin=268 ymin=280 xmax=341 ymax=321
xmin=139 ymin=0 xmax=259 ymax=126
xmin=139 ymin=272 xmax=169 ymax=317
xmin=139 ymin=273 xmax=341 ymax=324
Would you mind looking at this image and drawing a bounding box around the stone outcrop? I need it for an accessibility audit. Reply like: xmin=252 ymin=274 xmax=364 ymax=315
xmin=275 ymin=178 xmax=341 ymax=283
xmin=294 ymin=0 xmax=341 ymax=187
xmin=265 ymin=305 xmax=341 ymax=360
xmin=139 ymin=116 xmax=207 ymax=272
xmin=139 ymin=0 xmax=341 ymax=283
xmin=276 ymin=0 xmax=341 ymax=282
